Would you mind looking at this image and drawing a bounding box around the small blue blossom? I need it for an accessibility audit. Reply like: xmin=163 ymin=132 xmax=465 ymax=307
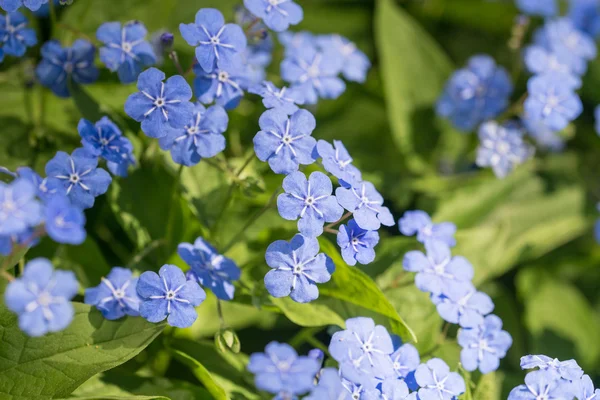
xmin=335 ymin=181 xmax=394 ymax=231
xmin=476 ymin=121 xmax=533 ymax=178
xmin=4 ymin=258 xmax=78 ymax=337
xmin=97 ymin=21 xmax=156 ymax=84
xmin=436 ymin=55 xmax=512 ymax=132
xmin=78 ymin=116 xmax=133 ymax=165
xmin=264 ymin=234 xmax=334 ymax=303
xmin=337 ymin=219 xmax=379 ymax=266
xmin=193 ymin=59 xmax=247 ymax=109
xmin=574 ymin=375 xmax=600 ymax=400
xmin=244 ymin=0 xmax=303 ymax=32
xmin=0 ymin=11 xmax=36 ymax=57
xmin=249 ymin=81 xmax=304 ymax=115
xmin=305 ymin=368 xmax=353 ymax=400
xmin=158 ymin=103 xmax=228 ymax=166
xmin=36 ymin=39 xmax=99 ymax=98
xmin=403 ymin=241 xmax=474 ymax=296
xmin=0 ymin=178 xmax=42 ymax=235
xmin=281 ymin=45 xmax=345 ymax=104
xmin=248 ymin=341 xmax=320 ymax=396
xmin=125 ymin=67 xmax=195 ymax=138
xmin=253 ymin=108 xmax=317 ymax=175
xmin=415 ymin=358 xmax=465 ymax=400
xmin=535 ymin=18 xmax=597 ymax=65
xmin=84 ymin=267 xmax=141 ymax=320
xmin=317 ymin=34 xmax=370 ymax=83
xmin=524 ymin=73 xmax=583 ymax=132
xmin=458 ymin=315 xmax=513 ymax=373
xmin=44 ymin=195 xmax=86 ymax=245
xmin=520 ymin=355 xmax=584 ymax=381
xmin=137 ymin=264 xmax=206 ymax=328
xmin=390 ymin=342 xmax=420 ymax=379
xmin=277 ymin=171 xmax=343 ymax=237
xmin=508 ymin=370 xmax=574 ymax=400
xmin=398 ymin=210 xmax=456 ymax=247
xmin=363 ymin=379 xmax=416 ymax=400
xmin=524 ymin=45 xmax=585 ymax=81
xmin=316 ymin=140 xmax=362 ymax=187
xmin=45 ymin=148 xmax=112 ymax=209
xmin=17 ymin=166 xmax=58 ymax=202
xmin=329 ymin=317 xmax=395 ymax=383
xmin=0 ymin=0 xmax=47 ymax=12
xmin=180 ymin=8 xmax=246 ymax=73
xmin=522 ymin=113 xmax=565 ymax=152
xmin=569 ymin=0 xmax=600 ymax=38
xmin=515 ymin=0 xmax=557 ymax=17
xmin=432 ymin=281 xmax=494 ymax=328
xmin=178 ymin=237 xmax=240 ymax=301
xmin=279 ymin=30 xmax=315 ymax=57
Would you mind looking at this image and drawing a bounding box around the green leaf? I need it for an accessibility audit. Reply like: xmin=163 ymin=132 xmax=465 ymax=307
xmin=68 ymin=79 xmax=103 ymax=122
xmin=318 ymin=238 xmax=416 ymax=343
xmin=271 ymin=297 xmax=346 ymax=329
xmin=376 ymin=0 xmax=462 ymax=173
xmin=0 ymin=302 xmax=164 ymax=400
xmin=473 ymin=372 xmax=503 ymax=400
xmin=54 ymin=236 xmax=112 ymax=288
xmin=170 ymin=350 xmax=228 ymax=400
xmin=64 ymin=396 xmax=169 ymax=400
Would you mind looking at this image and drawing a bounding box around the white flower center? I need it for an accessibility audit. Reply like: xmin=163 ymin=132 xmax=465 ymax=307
xmin=496 ymin=140 xmax=511 ymax=155
xmin=114 ymin=289 xmax=125 ymax=299
xmin=54 ymin=216 xmax=66 ymax=227
xmin=2 ymin=200 xmax=16 ymax=212
xmin=122 ymin=41 xmax=133 ymax=52
xmin=187 ymin=126 xmax=199 ymax=135
xmin=218 ymin=71 xmax=229 ymax=82
xmin=166 ymin=290 xmax=176 ymax=299
xmin=64 ymin=62 xmax=74 ymax=74
xmin=37 ymin=292 xmax=53 ymax=307
xmin=154 ymin=98 xmax=165 ymax=107
xmin=210 ymin=36 xmax=220 ymax=45
xmin=69 ymin=173 xmax=80 ymax=183
xmin=305 ymin=196 xmax=315 ymax=205
xmin=307 ymin=65 xmax=320 ymax=78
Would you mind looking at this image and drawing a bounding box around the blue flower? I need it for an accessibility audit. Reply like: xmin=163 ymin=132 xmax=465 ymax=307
xmin=535 ymin=18 xmax=597 ymax=65
xmin=436 ymin=55 xmax=512 ymax=132
xmin=569 ymin=0 xmax=600 ymax=38
xmin=264 ymin=234 xmax=334 ymax=303
xmin=249 ymin=81 xmax=304 ymax=115
xmin=432 ymin=281 xmax=494 ymax=328
xmin=508 ymin=370 xmax=573 ymax=400
xmin=329 ymin=317 xmax=395 ymax=383
xmin=281 ymin=46 xmax=345 ymax=105
xmin=253 ymin=109 xmax=317 ymax=175
xmin=520 ymin=355 xmax=584 ymax=381
xmin=106 ymin=138 xmax=136 ymax=178
xmin=78 ymin=116 xmax=133 ymax=165
xmin=0 ymin=11 xmax=36 ymax=57
xmin=84 ymin=267 xmax=141 ymax=320
xmin=524 ymin=73 xmax=583 ymax=132
xmin=516 ymin=0 xmax=557 ymax=17
xmin=316 ymin=35 xmax=370 ymax=83
xmin=335 ymin=181 xmax=394 ymax=231
xmin=574 ymin=375 xmax=600 ymax=400
xmin=363 ymin=379 xmax=416 ymax=400
xmin=4 ymin=258 xmax=78 ymax=337
xmin=178 ymin=237 xmax=240 ymax=301
xmin=17 ymin=166 xmax=58 ymax=202
xmin=316 ymin=140 xmax=362 ymax=187
xmin=524 ymin=45 xmax=585 ymax=80
xmin=305 ymin=368 xmax=353 ymax=400
xmin=243 ymin=0 xmax=303 ymax=32
xmin=193 ymin=59 xmax=247 ymax=109
xmin=158 ymin=103 xmax=228 ymax=166
xmin=0 ymin=178 xmax=42 ymax=235
xmin=458 ymin=315 xmax=512 ymax=373
xmin=180 ymin=8 xmax=246 ymax=73
xmin=476 ymin=121 xmax=533 ymax=178
xmin=0 ymin=0 xmax=47 ymax=12
xmin=390 ymin=342 xmax=420 ymax=379
xmin=137 ymin=264 xmax=206 ymax=328
xmin=279 ymin=30 xmax=315 ymax=57
xmin=398 ymin=210 xmax=456 ymax=247
xmin=247 ymin=341 xmax=320 ymax=396
xmin=125 ymin=67 xmax=195 ymax=138
xmin=415 ymin=358 xmax=465 ymax=400
xmin=97 ymin=21 xmax=156 ymax=84
xmin=337 ymin=219 xmax=379 ymax=266
xmin=595 ymin=105 xmax=600 ymax=137
xmin=522 ymin=113 xmax=565 ymax=152
xmin=403 ymin=241 xmax=474 ymax=296
xmin=277 ymin=171 xmax=343 ymax=237
xmin=36 ymin=39 xmax=99 ymax=98
xmin=0 ymin=234 xmax=10 ymax=255
xmin=45 ymin=148 xmax=112 ymax=209
xmin=44 ymin=195 xmax=86 ymax=245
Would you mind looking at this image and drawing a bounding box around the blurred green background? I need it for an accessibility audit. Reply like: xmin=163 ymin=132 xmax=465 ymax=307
xmin=1 ymin=0 xmax=600 ymax=399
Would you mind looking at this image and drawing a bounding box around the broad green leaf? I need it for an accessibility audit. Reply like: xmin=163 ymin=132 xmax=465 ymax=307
xmin=318 ymin=238 xmax=416 ymax=343
xmin=516 ymin=268 xmax=600 ymax=369
xmin=376 ymin=0 xmax=463 ymax=173
xmin=0 ymin=302 xmax=164 ymax=400
xmin=473 ymin=372 xmax=503 ymax=400
xmin=170 ymin=350 xmax=228 ymax=400
xmin=272 ymin=297 xmax=346 ymax=329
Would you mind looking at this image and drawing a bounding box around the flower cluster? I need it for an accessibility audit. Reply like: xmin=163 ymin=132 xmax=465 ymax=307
xmin=399 ymin=210 xmax=512 ymax=374
xmin=0 ymin=0 xmax=48 ymax=12
xmin=508 ymin=354 xmax=599 ymax=400
xmin=247 ymin=317 xmax=465 ymax=400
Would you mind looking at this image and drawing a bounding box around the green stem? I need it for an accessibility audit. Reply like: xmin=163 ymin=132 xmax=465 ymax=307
xmin=126 ymin=239 xmax=166 ymax=268
xmin=48 ymin=0 xmax=58 ymax=38
xmin=324 ymin=211 xmax=352 ymax=230
xmin=0 ymin=270 xmax=14 ymax=282
xmin=236 ymin=152 xmax=255 ymax=176
xmin=165 ymin=165 xmax=185 ymax=246
xmin=216 ymin=299 xmax=226 ymax=329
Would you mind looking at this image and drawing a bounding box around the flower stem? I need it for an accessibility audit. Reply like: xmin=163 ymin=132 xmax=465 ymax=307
xmin=165 ymin=165 xmax=185 ymax=247
xmin=169 ymin=51 xmax=185 ymax=76
xmin=0 ymin=270 xmax=14 ymax=282
xmin=216 ymin=299 xmax=226 ymax=329
xmin=324 ymin=211 xmax=352 ymax=230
